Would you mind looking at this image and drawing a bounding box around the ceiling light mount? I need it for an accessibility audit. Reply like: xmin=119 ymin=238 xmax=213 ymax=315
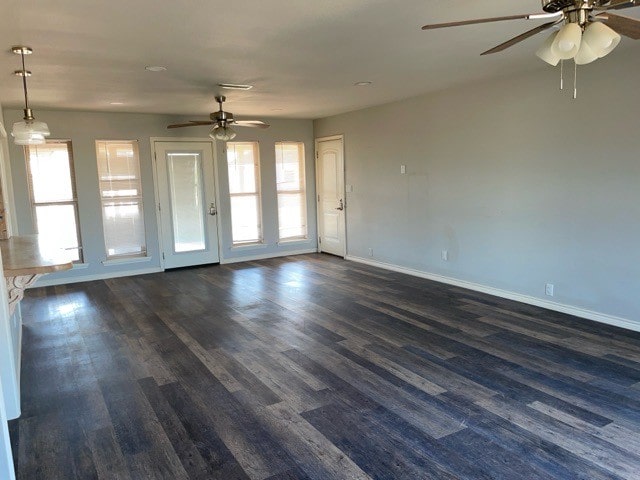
xmin=10 ymin=45 xmax=50 ymax=145
xmin=11 ymin=46 xmax=32 ymax=56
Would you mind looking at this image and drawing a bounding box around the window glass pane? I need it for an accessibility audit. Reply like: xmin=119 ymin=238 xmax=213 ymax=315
xmin=230 ymin=195 xmax=260 ymax=243
xmin=276 ymin=142 xmax=307 ymax=240
xmin=96 ymin=140 xmax=146 ymax=259
xmin=227 ymin=143 xmax=258 ymax=194
xmin=34 ymin=204 xmax=80 ymax=261
xmin=168 ymin=153 xmax=206 ymax=253
xmin=276 ymin=143 xmax=304 ymax=192
xmin=278 ymin=192 xmax=307 ymax=240
xmin=102 ymin=200 xmax=146 ymax=257
xmin=27 ymin=143 xmax=74 ymax=203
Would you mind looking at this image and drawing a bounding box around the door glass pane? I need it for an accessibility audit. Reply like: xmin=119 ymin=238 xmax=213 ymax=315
xmin=34 ymin=204 xmax=80 ymax=261
xmin=167 ymin=153 xmax=206 ymax=253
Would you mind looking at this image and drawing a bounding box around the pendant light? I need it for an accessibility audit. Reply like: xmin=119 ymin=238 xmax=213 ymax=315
xmin=10 ymin=46 xmax=50 ymax=146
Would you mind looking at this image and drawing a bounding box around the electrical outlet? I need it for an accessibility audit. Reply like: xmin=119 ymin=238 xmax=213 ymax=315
xmin=368 ymin=248 xmax=373 ymax=257
xmin=400 ymin=165 xmax=406 ymax=174
xmin=545 ymin=283 xmax=554 ymax=297
xmin=441 ymin=250 xmax=448 ymax=261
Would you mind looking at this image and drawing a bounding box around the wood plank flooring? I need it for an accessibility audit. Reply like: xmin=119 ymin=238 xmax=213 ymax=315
xmin=9 ymin=253 xmax=640 ymax=479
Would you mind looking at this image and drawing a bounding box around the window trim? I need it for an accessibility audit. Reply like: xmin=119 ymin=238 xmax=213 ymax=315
xmin=24 ymin=139 xmax=84 ymax=262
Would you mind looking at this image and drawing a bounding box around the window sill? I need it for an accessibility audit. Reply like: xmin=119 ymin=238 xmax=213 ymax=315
xmin=230 ymin=242 xmax=267 ymax=250
xmin=102 ymin=256 xmax=152 ymax=266
xmin=72 ymin=263 xmax=90 ymax=270
xmin=277 ymin=238 xmax=310 ymax=246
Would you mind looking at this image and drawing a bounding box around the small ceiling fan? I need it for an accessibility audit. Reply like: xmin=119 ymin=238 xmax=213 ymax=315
xmin=422 ymin=0 xmax=640 ymax=64
xmin=167 ymin=95 xmax=269 ymax=141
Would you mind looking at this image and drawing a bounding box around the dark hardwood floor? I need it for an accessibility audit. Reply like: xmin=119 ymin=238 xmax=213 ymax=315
xmin=9 ymin=253 xmax=640 ymax=479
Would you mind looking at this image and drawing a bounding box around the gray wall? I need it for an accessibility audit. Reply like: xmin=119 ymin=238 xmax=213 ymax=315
xmin=314 ymin=49 xmax=640 ymax=324
xmin=3 ymin=108 xmax=316 ymax=283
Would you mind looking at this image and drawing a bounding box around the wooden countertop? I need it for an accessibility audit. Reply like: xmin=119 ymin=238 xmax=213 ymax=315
xmin=0 ymin=235 xmax=74 ymax=277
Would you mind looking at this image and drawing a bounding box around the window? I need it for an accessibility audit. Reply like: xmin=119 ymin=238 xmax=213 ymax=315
xmin=95 ymin=140 xmax=146 ymax=259
xmin=25 ymin=140 xmax=83 ymax=261
xmin=227 ymin=142 xmax=262 ymax=244
xmin=275 ymin=142 xmax=307 ymax=241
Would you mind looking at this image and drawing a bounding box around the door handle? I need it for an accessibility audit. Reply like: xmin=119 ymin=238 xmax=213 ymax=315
xmin=209 ymin=203 xmax=217 ymax=216
xmin=336 ymin=199 xmax=344 ymax=211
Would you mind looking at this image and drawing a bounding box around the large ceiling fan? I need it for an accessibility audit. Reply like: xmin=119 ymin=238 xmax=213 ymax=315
xmin=422 ymin=0 xmax=640 ymax=65
xmin=167 ymin=95 xmax=269 ymax=141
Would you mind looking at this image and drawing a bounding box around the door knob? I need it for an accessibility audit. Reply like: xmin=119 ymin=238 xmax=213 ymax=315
xmin=336 ymin=199 xmax=344 ymax=211
xmin=209 ymin=203 xmax=217 ymax=216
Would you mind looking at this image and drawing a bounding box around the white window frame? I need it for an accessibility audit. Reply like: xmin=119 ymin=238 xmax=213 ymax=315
xmin=25 ymin=139 xmax=83 ymax=262
xmin=95 ymin=140 xmax=147 ymax=260
xmin=275 ymin=141 xmax=308 ymax=242
xmin=227 ymin=142 xmax=263 ymax=245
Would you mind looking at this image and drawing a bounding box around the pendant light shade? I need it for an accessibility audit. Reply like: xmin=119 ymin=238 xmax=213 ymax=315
xmin=10 ymin=46 xmax=50 ymax=146
xmin=574 ymin=39 xmax=598 ymax=65
xmin=11 ymin=120 xmax=50 ymax=145
xmin=209 ymin=125 xmax=237 ymax=141
xmin=536 ymin=32 xmax=561 ymax=66
xmin=582 ymin=22 xmax=621 ymax=58
xmin=551 ymin=23 xmax=582 ymax=60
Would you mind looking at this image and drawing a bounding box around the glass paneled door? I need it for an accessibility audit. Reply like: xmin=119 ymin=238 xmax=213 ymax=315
xmin=154 ymin=141 xmax=220 ymax=268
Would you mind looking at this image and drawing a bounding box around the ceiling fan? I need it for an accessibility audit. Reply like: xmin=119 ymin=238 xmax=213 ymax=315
xmin=167 ymin=95 xmax=269 ymax=141
xmin=422 ymin=0 xmax=640 ymax=65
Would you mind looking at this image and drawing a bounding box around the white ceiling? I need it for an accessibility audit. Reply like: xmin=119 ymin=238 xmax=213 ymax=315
xmin=0 ymin=0 xmax=638 ymax=119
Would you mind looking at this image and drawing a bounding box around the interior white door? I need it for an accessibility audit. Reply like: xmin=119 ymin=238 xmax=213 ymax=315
xmin=154 ymin=141 xmax=220 ymax=269
xmin=316 ymin=137 xmax=346 ymax=257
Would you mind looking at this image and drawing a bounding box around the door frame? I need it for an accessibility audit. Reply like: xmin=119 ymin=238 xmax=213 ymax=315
xmin=314 ymin=134 xmax=347 ymax=258
xmin=150 ymin=137 xmax=222 ymax=269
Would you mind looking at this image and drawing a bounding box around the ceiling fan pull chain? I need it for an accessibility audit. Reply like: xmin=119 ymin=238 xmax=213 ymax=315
xmin=559 ymin=60 xmax=564 ymax=91
xmin=573 ymin=61 xmax=578 ymax=99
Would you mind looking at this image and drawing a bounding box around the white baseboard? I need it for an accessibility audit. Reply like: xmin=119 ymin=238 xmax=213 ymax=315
xmin=32 ymin=267 xmax=163 ymax=288
xmin=220 ymin=248 xmax=317 ymax=264
xmin=346 ymin=255 xmax=640 ymax=333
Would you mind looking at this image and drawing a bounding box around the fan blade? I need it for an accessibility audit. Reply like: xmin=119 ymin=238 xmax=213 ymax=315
xmin=596 ymin=0 xmax=640 ymax=10
xmin=480 ymin=19 xmax=562 ymax=55
xmin=233 ymin=120 xmax=270 ymax=129
xmin=167 ymin=121 xmax=214 ymax=129
xmin=421 ymin=12 xmax=560 ymax=30
xmin=598 ymin=12 xmax=640 ymax=39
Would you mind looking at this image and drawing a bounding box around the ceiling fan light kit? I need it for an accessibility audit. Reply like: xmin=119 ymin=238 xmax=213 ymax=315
xmin=422 ymin=0 xmax=640 ymax=97
xmin=210 ymin=125 xmax=237 ymax=141
xmin=10 ymin=46 xmax=50 ymax=145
